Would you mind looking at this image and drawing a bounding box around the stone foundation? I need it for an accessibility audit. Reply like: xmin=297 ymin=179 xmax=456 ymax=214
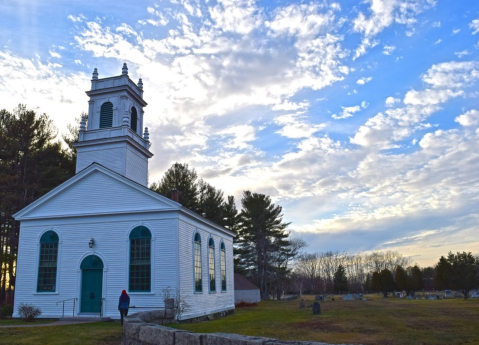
xmin=122 ymin=310 xmax=349 ymax=345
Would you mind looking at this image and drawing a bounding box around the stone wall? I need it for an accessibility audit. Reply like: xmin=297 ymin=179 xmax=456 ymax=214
xmin=122 ymin=310 xmax=343 ymax=345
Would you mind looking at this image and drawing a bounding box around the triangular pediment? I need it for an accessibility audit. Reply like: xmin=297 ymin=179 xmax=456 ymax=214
xmin=14 ymin=164 xmax=180 ymax=220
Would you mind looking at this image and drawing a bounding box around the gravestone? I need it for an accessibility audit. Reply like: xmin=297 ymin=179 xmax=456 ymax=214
xmin=164 ymin=298 xmax=175 ymax=310
xmin=343 ymin=294 xmax=354 ymax=301
xmin=312 ymin=301 xmax=321 ymax=315
xmin=300 ymin=300 xmax=305 ymax=308
xmin=315 ymin=295 xmax=323 ymax=301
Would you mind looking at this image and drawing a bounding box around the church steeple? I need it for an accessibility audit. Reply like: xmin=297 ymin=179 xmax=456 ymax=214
xmin=74 ymin=64 xmax=153 ymax=186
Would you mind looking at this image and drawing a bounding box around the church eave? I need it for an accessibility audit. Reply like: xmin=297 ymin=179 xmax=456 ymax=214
xmin=179 ymin=207 xmax=237 ymax=238
xmin=73 ymin=134 xmax=153 ymax=158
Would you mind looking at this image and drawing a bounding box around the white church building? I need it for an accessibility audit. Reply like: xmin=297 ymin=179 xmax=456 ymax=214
xmin=12 ymin=64 xmax=235 ymax=320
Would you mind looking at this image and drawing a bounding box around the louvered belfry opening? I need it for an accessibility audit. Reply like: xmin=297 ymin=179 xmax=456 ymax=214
xmin=99 ymin=101 xmax=113 ymax=128
xmin=131 ymin=107 xmax=138 ymax=132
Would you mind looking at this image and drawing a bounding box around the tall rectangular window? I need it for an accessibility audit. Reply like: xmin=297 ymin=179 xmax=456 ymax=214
xmin=194 ymin=234 xmax=202 ymax=292
xmin=221 ymin=242 xmax=226 ymax=291
xmin=129 ymin=226 xmax=151 ymax=292
xmin=37 ymin=231 xmax=59 ymax=292
xmin=209 ymin=243 xmax=216 ymax=292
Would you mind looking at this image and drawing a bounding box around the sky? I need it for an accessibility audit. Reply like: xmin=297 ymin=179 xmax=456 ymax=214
xmin=1 ymin=0 xmax=479 ymax=266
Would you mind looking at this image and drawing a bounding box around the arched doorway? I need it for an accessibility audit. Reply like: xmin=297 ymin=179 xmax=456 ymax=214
xmin=80 ymin=255 xmax=104 ymax=313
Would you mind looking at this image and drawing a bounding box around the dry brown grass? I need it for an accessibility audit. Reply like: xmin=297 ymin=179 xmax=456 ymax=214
xmin=173 ymin=294 xmax=479 ymax=345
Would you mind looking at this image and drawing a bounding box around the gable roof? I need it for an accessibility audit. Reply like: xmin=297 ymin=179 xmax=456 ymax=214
xmin=234 ymin=273 xmax=259 ymax=290
xmin=13 ymin=163 xmax=235 ymax=237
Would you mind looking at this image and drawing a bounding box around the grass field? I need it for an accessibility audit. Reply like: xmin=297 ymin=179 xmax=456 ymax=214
xmin=0 ymin=321 xmax=122 ymax=345
xmin=172 ymin=295 xmax=479 ymax=345
xmin=0 ymin=318 xmax=56 ymax=326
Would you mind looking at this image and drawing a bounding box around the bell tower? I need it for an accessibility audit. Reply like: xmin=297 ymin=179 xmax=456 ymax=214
xmin=74 ymin=63 xmax=153 ymax=186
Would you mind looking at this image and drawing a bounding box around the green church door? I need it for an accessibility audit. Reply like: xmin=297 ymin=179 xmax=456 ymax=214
xmin=80 ymin=255 xmax=104 ymax=313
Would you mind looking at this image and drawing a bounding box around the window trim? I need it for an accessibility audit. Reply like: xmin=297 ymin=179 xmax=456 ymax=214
xmin=99 ymin=102 xmax=114 ymax=128
xmin=193 ymin=232 xmax=202 ymax=293
xmin=220 ymin=242 xmax=227 ymax=292
xmin=128 ymin=226 xmax=152 ymax=293
xmin=208 ymin=237 xmax=216 ymax=293
xmin=37 ymin=230 xmax=59 ymax=293
xmin=131 ymin=106 xmax=138 ymax=133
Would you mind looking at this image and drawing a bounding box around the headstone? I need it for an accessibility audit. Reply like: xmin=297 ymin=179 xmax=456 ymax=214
xmin=445 ymin=290 xmax=452 ymax=298
xmin=315 ymin=295 xmax=321 ymax=301
xmin=164 ymin=298 xmax=175 ymax=310
xmin=343 ymin=294 xmax=354 ymax=301
xmin=300 ymin=300 xmax=305 ymax=308
xmin=406 ymin=295 xmax=412 ymax=300
xmin=454 ymin=291 xmax=463 ymax=298
xmin=312 ymin=301 xmax=321 ymax=315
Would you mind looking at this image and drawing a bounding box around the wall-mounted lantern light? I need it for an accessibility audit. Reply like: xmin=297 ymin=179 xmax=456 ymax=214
xmin=89 ymin=237 xmax=95 ymax=248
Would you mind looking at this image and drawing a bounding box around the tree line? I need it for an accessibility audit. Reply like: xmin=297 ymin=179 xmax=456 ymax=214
xmin=149 ymin=163 xmax=305 ymax=300
xmin=290 ymin=250 xmax=479 ymax=299
xmin=0 ymin=106 xmax=77 ymax=304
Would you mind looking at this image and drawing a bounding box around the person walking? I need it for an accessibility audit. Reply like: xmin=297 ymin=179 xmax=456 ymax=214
xmin=118 ymin=290 xmax=130 ymax=325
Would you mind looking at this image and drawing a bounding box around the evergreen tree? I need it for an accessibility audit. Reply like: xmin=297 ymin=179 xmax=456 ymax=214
xmin=395 ymin=265 xmax=408 ymax=293
xmin=235 ymin=191 xmax=291 ymax=300
xmin=409 ymin=265 xmax=424 ymax=295
xmin=371 ymin=271 xmax=381 ymax=292
xmin=149 ymin=163 xmax=239 ymax=229
xmin=379 ymin=268 xmax=395 ymax=297
xmin=0 ymin=105 xmax=74 ymax=303
xmin=446 ymin=252 xmax=478 ymax=299
xmin=434 ymin=256 xmax=451 ymax=290
xmin=363 ymin=273 xmax=372 ymax=292
xmin=150 ymin=163 xmax=199 ymax=211
xmin=333 ymin=265 xmax=348 ymax=294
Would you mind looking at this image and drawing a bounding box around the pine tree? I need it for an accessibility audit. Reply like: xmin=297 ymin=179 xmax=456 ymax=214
xmin=333 ymin=265 xmax=348 ymax=294
xmin=379 ymin=268 xmax=395 ymax=297
xmin=236 ymin=191 xmax=291 ymax=300
xmin=434 ymin=256 xmax=451 ymax=290
xmin=150 ymin=163 xmax=200 ymax=211
xmin=0 ymin=105 xmax=74 ymax=303
xmin=395 ymin=265 xmax=408 ymax=294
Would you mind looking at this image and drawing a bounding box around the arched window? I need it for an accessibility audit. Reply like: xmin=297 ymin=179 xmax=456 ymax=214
xmin=194 ymin=233 xmax=202 ymax=292
xmin=209 ymin=238 xmax=216 ymax=292
xmin=220 ymin=242 xmax=226 ymax=291
xmin=131 ymin=107 xmax=138 ymax=133
xmin=100 ymin=102 xmax=113 ymax=128
xmin=129 ymin=226 xmax=151 ymax=292
xmin=37 ymin=231 xmax=59 ymax=292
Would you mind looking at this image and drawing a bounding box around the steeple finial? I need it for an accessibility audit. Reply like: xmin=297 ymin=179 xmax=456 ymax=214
xmin=92 ymin=68 xmax=98 ymax=80
xmin=143 ymin=127 xmax=150 ymax=141
xmin=138 ymin=78 xmax=143 ymax=90
xmin=80 ymin=115 xmax=86 ymax=132
xmin=122 ymin=63 xmax=128 ymax=76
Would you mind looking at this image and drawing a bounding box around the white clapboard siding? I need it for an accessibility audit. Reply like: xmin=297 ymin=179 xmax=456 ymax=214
xmin=125 ymin=147 xmax=148 ymax=186
xmin=13 ymin=165 xmax=234 ymax=320
xmin=13 ymin=212 xmax=180 ymax=319
xmin=25 ymin=170 xmax=172 ymax=219
xmin=178 ymin=216 xmax=235 ymax=320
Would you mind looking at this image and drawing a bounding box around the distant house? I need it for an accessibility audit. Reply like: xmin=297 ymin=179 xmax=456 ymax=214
xmin=234 ymin=273 xmax=261 ymax=304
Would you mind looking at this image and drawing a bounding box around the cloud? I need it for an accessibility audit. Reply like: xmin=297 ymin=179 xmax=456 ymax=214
xmin=385 ymin=96 xmax=400 ymax=106
xmin=332 ymin=105 xmax=362 ymax=119
xmin=49 ymin=50 xmax=61 ymax=58
xmin=455 ymin=109 xmax=479 ymax=126
xmin=0 ymin=51 xmax=88 ymax=135
xmin=470 ymin=18 xmax=479 ymax=35
xmin=452 ymin=28 xmax=461 ymax=35
xmin=361 ymin=101 xmax=369 ymax=109
xmin=383 ymin=45 xmax=396 ymax=55
xmin=454 ymin=50 xmax=470 ymax=58
xmin=434 ymin=39 xmax=442 ymax=45
xmin=432 ymin=21 xmax=441 ymax=28
xmin=404 ymin=89 xmax=464 ymax=106
xmin=357 ymin=76 xmax=372 ymax=85
xmin=275 ymin=113 xmax=326 ymax=138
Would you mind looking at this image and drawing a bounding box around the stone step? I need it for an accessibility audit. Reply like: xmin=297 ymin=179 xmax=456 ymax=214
xmin=60 ymin=316 xmax=111 ymax=322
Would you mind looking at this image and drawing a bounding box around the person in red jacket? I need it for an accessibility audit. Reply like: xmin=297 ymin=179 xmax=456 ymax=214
xmin=118 ymin=290 xmax=130 ymax=325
